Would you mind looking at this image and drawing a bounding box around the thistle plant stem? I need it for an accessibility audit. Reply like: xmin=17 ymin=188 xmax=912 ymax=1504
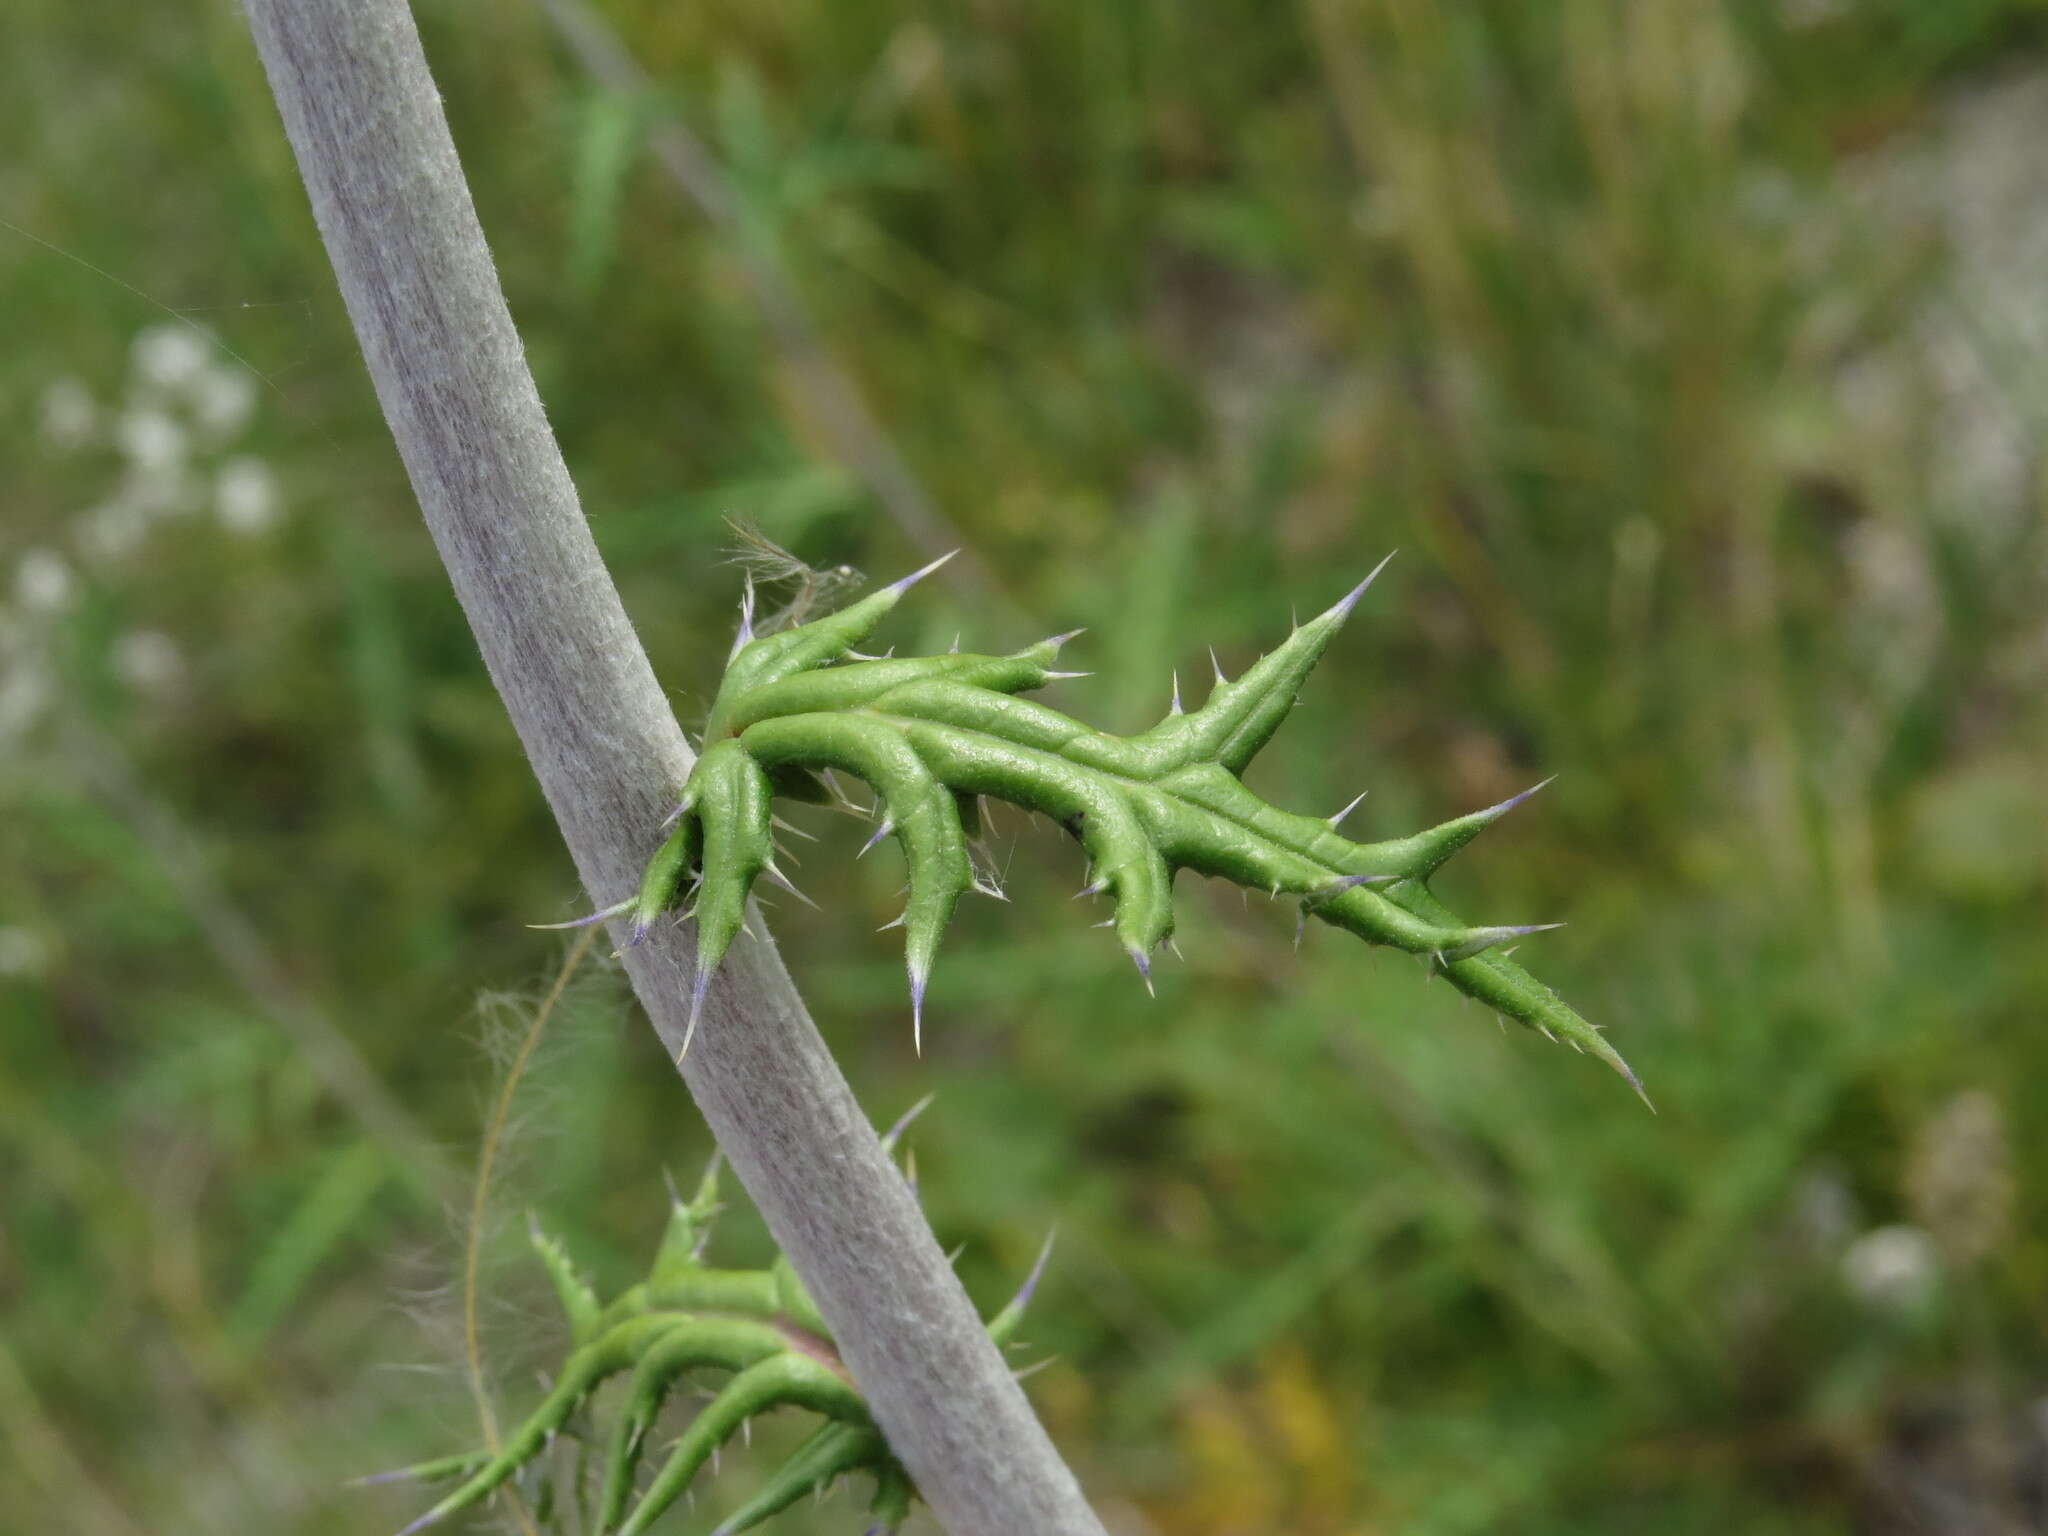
xmin=238 ymin=3 xmax=1104 ymax=1531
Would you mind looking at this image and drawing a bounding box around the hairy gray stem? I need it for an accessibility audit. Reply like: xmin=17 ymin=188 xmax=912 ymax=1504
xmin=237 ymin=3 xmax=1103 ymax=1531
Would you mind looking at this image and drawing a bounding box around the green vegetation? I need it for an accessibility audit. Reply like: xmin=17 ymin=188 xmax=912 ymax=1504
xmin=4 ymin=2 xmax=2044 ymax=1532
xmin=386 ymin=1158 xmax=968 ymax=1536
xmin=633 ymin=553 xmax=1641 ymax=1096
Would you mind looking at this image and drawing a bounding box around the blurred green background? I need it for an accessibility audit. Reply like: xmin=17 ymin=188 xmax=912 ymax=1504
xmin=5 ymin=1 xmax=2046 ymax=1532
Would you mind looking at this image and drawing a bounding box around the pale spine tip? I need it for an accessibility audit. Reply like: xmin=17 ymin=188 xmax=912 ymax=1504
xmin=762 ymin=861 xmax=817 ymax=908
xmin=1623 ymin=1059 xmax=1656 ymax=1113
xmin=728 ymin=577 xmax=757 ymax=660
xmin=1324 ymin=549 xmax=1398 ymax=623
xmin=1479 ymin=774 xmax=1557 ymax=822
xmin=887 ymin=549 xmax=958 ymax=594
xmin=880 ymin=1092 xmax=936 ymax=1153
xmin=1014 ymin=1228 xmax=1056 ymax=1313
xmin=1307 ymin=871 xmax=1394 ymax=905
xmin=677 ymin=968 xmax=711 ymax=1062
xmin=526 ymin=897 xmax=631 ymax=931
xmin=353 ymin=1468 xmax=425 ymax=1488
xmin=1438 ymin=921 xmax=1563 ymax=963
xmin=1328 ymin=789 xmax=1369 ymax=827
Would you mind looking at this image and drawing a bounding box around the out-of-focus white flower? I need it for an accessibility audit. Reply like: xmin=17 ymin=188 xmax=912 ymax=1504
xmin=0 ymin=927 xmax=48 ymax=978
xmin=116 ymin=407 xmax=188 ymax=476
xmin=216 ymin=457 xmax=281 ymax=534
xmin=39 ymin=378 xmax=96 ymax=450
xmin=113 ymin=629 xmax=183 ymax=692
xmin=1842 ymin=1224 xmax=1940 ymax=1312
xmin=15 ymin=549 xmax=74 ymax=613
xmin=132 ymin=324 xmax=212 ymax=390
xmin=78 ymin=499 xmax=151 ymax=562
xmin=193 ymin=366 xmax=258 ymax=441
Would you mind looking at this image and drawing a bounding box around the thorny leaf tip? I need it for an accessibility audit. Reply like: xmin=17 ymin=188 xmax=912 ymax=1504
xmin=887 ymin=549 xmax=957 ymax=595
xmin=1323 ymin=549 xmax=1398 ymax=625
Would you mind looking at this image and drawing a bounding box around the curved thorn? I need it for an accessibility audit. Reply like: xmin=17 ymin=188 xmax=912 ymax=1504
xmin=1013 ymin=1228 xmax=1056 ymax=1313
xmin=527 ymin=897 xmax=632 ymax=931
xmin=1209 ymin=646 xmax=1227 ymax=685
xmin=989 ymin=1227 xmax=1058 ymax=1342
xmin=880 ymin=1092 xmax=936 ymax=1153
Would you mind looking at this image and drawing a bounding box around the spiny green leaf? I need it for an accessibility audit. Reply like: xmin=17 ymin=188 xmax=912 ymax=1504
xmin=705 ymin=1421 xmax=895 ymax=1536
xmin=386 ymin=1159 xmax=1042 ymax=1535
xmin=637 ymin=556 xmax=1645 ymax=1101
xmin=528 ymin=1212 xmax=601 ymax=1346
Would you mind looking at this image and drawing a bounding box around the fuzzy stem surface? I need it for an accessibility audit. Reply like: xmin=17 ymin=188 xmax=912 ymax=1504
xmin=238 ymin=3 xmax=1103 ymax=1530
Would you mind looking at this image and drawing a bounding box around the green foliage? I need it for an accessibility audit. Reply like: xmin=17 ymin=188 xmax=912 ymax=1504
xmin=635 ymin=559 xmax=1644 ymax=1100
xmin=389 ymin=1157 xmax=1039 ymax=1536
xmin=7 ymin=2 xmax=2048 ymax=1532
